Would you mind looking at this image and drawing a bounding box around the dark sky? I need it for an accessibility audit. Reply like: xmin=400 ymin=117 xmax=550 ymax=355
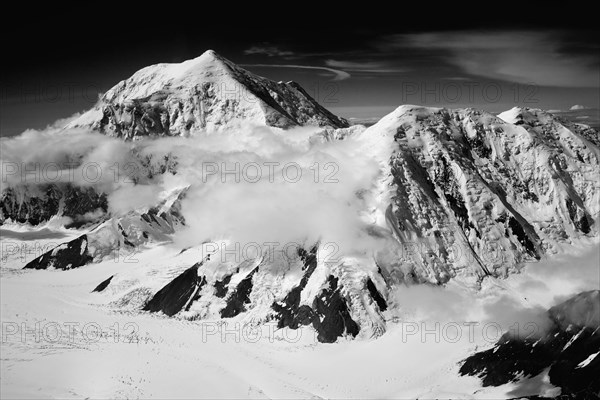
xmin=1 ymin=7 xmax=598 ymax=136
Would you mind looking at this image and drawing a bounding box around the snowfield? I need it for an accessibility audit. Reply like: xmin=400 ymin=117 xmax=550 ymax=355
xmin=2 ymin=225 xmax=598 ymax=398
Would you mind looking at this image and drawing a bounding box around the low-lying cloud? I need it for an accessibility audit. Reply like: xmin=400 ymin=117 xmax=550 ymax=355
xmin=1 ymin=122 xmax=381 ymax=256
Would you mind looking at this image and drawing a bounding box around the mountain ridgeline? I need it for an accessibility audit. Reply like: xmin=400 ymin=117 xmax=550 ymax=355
xmin=3 ymin=51 xmax=599 ymax=345
xmin=66 ymin=50 xmax=349 ymax=139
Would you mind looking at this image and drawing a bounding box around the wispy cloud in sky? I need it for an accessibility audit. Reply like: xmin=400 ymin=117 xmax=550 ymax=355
xmin=240 ymin=64 xmax=351 ymax=81
xmin=244 ymin=45 xmax=295 ymax=57
xmin=382 ymin=31 xmax=599 ymax=87
xmin=325 ymin=59 xmax=408 ymax=74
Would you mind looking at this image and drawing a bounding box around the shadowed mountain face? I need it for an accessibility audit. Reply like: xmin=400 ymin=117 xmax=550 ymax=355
xmin=143 ymin=263 xmax=207 ymax=316
xmin=0 ymin=183 xmax=108 ymax=227
xmin=23 ymin=234 xmax=93 ymax=270
xmin=22 ymin=187 xmax=188 ymax=271
xmin=460 ymin=290 xmax=600 ymax=398
xmin=66 ymin=50 xmax=349 ymax=139
xmin=272 ymin=247 xmax=363 ymax=343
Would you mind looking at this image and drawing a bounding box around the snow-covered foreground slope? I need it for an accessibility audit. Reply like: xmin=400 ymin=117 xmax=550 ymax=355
xmin=2 ymin=227 xmax=598 ymax=398
xmin=66 ymin=50 xmax=349 ymax=139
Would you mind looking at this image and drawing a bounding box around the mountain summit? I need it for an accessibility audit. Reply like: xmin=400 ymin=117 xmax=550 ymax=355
xmin=67 ymin=50 xmax=349 ymax=139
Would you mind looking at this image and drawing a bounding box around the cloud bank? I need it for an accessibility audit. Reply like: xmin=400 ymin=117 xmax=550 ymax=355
xmin=1 ymin=123 xmax=382 ymax=255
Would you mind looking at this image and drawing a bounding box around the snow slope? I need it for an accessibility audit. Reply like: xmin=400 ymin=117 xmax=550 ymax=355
xmin=2 ymin=226 xmax=598 ymax=398
xmin=66 ymin=50 xmax=349 ymax=139
xmin=356 ymin=105 xmax=599 ymax=285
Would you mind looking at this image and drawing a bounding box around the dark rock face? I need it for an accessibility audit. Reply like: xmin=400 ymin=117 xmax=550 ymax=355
xmin=220 ymin=266 xmax=259 ymax=318
xmin=271 ymin=246 xmax=362 ymax=343
xmin=311 ymin=276 xmax=360 ymax=343
xmin=1 ymin=184 xmax=107 ymax=226
xmin=272 ymin=246 xmax=319 ymax=329
xmin=566 ymin=198 xmax=591 ymax=234
xmin=92 ymin=275 xmax=114 ymax=292
xmin=213 ymin=274 xmax=231 ymax=298
xmin=1 ymin=185 xmax=60 ymax=225
xmin=143 ymin=263 xmax=206 ymax=316
xmin=134 ymin=152 xmax=179 ymax=180
xmin=62 ymin=186 xmax=108 ymax=227
xmin=135 ymin=246 xmax=366 ymax=343
xmin=139 ymin=196 xmax=186 ymax=234
xmin=575 ymin=124 xmax=600 ymax=147
xmin=23 ymin=235 xmax=93 ymax=270
xmin=366 ymin=278 xmax=387 ymax=312
xmin=460 ymin=290 xmax=600 ymax=397
xmin=97 ymin=95 xmax=173 ymax=139
xmin=506 ymin=216 xmax=539 ymax=259
xmin=272 ymin=80 xmax=349 ymax=129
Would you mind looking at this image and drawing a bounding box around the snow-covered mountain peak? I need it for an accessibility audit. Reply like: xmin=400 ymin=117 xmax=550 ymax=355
xmin=355 ymin=105 xmax=444 ymax=150
xmin=498 ymin=106 xmax=600 ymax=147
xmin=197 ymin=48 xmax=227 ymax=64
xmin=102 ymin=50 xmax=240 ymax=103
xmin=497 ymin=106 xmax=524 ymax=124
xmin=66 ymin=50 xmax=349 ymax=138
xmin=352 ymin=103 xmax=599 ymax=283
xmin=498 ymin=106 xmax=559 ymax=126
xmin=380 ymin=104 xmax=443 ymax=122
